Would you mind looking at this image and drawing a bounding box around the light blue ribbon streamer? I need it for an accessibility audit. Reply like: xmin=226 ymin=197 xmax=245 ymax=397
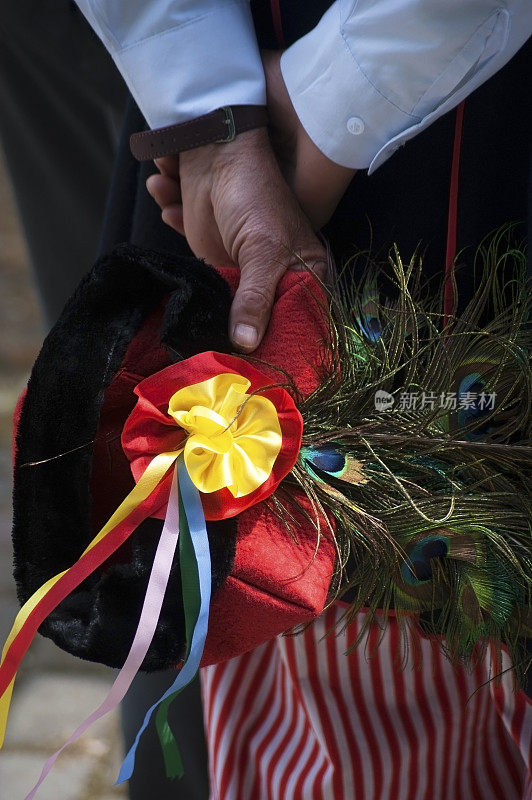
xmin=117 ymin=456 xmax=211 ymax=784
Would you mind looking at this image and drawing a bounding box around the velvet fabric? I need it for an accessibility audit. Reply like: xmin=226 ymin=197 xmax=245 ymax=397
xmin=13 ymin=244 xmax=235 ymax=671
xmin=12 ymin=244 xmax=335 ymax=671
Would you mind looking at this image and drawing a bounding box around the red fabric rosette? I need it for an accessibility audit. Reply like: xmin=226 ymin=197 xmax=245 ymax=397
xmin=121 ymin=351 xmax=304 ymax=521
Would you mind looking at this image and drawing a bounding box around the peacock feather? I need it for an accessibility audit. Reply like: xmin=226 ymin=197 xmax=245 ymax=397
xmin=354 ymin=273 xmax=382 ymax=343
xmin=268 ymin=226 xmax=531 ymax=683
xmin=300 ymin=445 xmax=367 ymax=486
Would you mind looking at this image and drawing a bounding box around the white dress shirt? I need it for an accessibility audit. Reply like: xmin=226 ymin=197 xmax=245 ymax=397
xmin=75 ymin=0 xmax=531 ymax=172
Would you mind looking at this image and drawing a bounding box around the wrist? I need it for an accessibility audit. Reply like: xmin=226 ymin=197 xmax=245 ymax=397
xmin=180 ymin=126 xmax=271 ymax=170
xmin=130 ymin=106 xmax=269 ymax=162
xmin=210 ymin=127 xmax=271 ymax=165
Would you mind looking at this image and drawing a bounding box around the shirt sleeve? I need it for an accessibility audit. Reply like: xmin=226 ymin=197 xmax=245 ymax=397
xmin=280 ymin=0 xmax=532 ymax=173
xmin=74 ymin=0 xmax=266 ymax=129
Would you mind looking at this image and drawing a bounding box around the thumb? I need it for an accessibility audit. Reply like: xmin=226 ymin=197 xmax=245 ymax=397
xmin=229 ymin=235 xmax=326 ymax=353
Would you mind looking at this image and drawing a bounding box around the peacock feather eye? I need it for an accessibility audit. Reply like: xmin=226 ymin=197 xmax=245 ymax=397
xmin=301 ymin=445 xmax=346 ymax=479
xmin=456 ymin=372 xmax=488 ymax=432
xmin=354 ymin=277 xmax=382 ymax=342
xmin=356 ymin=314 xmax=382 ymax=342
xmin=401 ymin=534 xmax=450 ymax=585
xmin=300 ymin=445 xmax=367 ymax=487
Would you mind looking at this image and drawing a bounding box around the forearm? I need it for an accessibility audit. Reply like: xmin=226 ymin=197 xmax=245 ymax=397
xmin=281 ymin=0 xmax=532 ymax=172
xmin=75 ymin=0 xmax=531 ymax=169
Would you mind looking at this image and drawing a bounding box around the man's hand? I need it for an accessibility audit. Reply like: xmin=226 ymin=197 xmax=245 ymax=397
xmin=147 ymin=128 xmax=326 ymax=352
xmin=262 ymin=50 xmax=356 ymax=230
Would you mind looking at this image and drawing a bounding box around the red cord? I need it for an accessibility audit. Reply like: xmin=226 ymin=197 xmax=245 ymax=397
xmin=443 ymin=101 xmax=465 ymax=326
xmin=269 ymin=0 xmax=285 ymax=49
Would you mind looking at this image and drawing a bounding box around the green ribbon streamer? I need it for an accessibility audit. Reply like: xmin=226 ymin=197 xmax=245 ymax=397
xmin=155 ymin=490 xmax=202 ymax=779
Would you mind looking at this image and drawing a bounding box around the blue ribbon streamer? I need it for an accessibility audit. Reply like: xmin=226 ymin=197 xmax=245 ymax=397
xmin=117 ymin=456 xmax=211 ymax=784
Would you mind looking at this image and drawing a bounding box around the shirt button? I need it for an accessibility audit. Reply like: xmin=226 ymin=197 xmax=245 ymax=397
xmin=347 ymin=116 xmax=365 ymax=135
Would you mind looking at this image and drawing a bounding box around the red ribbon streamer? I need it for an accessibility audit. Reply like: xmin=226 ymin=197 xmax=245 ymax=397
xmin=0 ymin=498 xmax=155 ymax=696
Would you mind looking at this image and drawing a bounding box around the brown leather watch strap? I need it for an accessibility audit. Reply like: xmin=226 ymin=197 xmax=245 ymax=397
xmin=130 ymin=105 xmax=269 ymax=161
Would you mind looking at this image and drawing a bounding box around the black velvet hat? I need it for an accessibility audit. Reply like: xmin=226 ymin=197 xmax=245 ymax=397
xmin=11 ymin=243 xmax=335 ymax=671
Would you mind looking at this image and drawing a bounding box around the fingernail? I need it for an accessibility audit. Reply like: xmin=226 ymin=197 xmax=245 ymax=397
xmin=233 ymin=324 xmax=258 ymax=350
xmin=146 ymin=176 xmax=155 ymax=196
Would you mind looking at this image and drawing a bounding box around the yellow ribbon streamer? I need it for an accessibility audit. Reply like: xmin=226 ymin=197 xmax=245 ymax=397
xmin=0 ymin=451 xmax=179 ymax=747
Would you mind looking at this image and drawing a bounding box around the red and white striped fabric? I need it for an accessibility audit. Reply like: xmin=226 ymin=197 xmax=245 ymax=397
xmin=201 ymin=604 xmax=532 ymax=800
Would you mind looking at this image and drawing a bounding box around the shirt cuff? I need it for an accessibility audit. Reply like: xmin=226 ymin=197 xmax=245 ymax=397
xmin=280 ymin=2 xmax=516 ymax=173
xmin=280 ymin=4 xmax=422 ymax=172
xmin=108 ymin=2 xmax=265 ymax=129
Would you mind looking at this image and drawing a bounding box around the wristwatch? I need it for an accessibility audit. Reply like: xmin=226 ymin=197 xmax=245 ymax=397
xmin=130 ymin=105 xmax=269 ymax=161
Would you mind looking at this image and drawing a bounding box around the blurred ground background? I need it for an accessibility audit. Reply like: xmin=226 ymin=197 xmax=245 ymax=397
xmin=0 ymin=149 xmax=126 ymax=799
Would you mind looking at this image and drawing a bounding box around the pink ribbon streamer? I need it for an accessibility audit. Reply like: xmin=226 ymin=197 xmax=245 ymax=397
xmin=23 ymin=465 xmax=181 ymax=800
